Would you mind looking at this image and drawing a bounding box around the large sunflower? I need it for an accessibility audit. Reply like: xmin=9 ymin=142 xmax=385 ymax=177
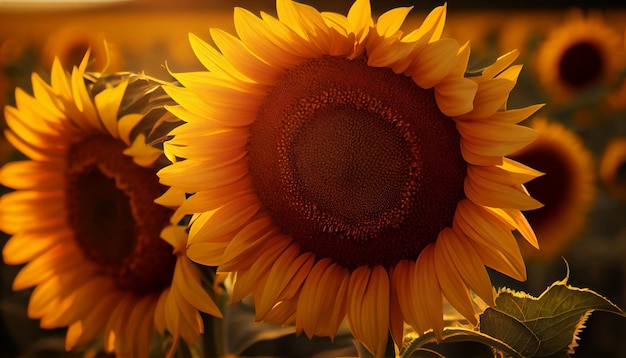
xmin=533 ymin=9 xmax=623 ymax=104
xmin=0 ymin=52 xmax=221 ymax=357
xmin=158 ymin=0 xmax=542 ymax=356
xmin=510 ymin=118 xmax=595 ymax=260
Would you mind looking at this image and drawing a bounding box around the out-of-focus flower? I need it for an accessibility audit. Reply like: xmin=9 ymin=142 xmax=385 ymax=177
xmin=510 ymin=118 xmax=595 ymax=260
xmin=0 ymin=37 xmax=30 ymax=165
xmin=41 ymin=26 xmax=124 ymax=73
xmin=606 ymin=28 xmax=626 ymax=111
xmin=533 ymin=9 xmax=624 ymax=104
xmin=600 ymin=138 xmax=626 ymax=201
xmin=157 ymin=0 xmax=542 ymax=356
xmin=607 ymin=78 xmax=626 ymax=111
xmin=0 ymin=51 xmax=221 ymax=357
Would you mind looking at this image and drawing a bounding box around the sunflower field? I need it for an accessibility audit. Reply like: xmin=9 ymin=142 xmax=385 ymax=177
xmin=1 ymin=1 xmax=626 ymax=357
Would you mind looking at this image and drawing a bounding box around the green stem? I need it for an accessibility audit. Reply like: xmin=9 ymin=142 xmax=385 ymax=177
xmin=399 ymin=328 xmax=524 ymax=358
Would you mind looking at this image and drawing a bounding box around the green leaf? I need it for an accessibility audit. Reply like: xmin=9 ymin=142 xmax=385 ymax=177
xmin=480 ymin=276 xmax=626 ymax=357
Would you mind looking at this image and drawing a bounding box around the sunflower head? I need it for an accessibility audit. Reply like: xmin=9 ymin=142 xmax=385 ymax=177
xmin=534 ymin=9 xmax=624 ymax=104
xmin=158 ymin=0 xmax=543 ymax=356
xmin=0 ymin=50 xmax=220 ymax=357
xmin=42 ymin=27 xmax=124 ymax=73
xmin=600 ymin=138 xmax=626 ymax=202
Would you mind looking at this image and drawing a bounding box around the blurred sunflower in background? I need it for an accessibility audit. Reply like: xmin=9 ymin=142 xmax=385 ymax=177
xmin=533 ymin=9 xmax=624 ymax=105
xmin=0 ymin=50 xmax=221 ymax=357
xmin=157 ymin=0 xmax=543 ymax=356
xmin=41 ymin=26 xmax=124 ymax=73
xmin=510 ymin=118 xmax=596 ymax=260
xmin=600 ymin=138 xmax=626 ymax=202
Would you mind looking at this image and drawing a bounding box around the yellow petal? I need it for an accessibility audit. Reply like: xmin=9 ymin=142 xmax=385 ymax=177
xmin=70 ymin=66 xmax=101 ymax=132
xmin=403 ymin=4 xmax=446 ymax=44
xmin=433 ymin=229 xmax=477 ymax=324
xmin=393 ymin=260 xmax=422 ymax=332
xmin=157 ymin=156 xmax=248 ymax=192
xmin=189 ymin=32 xmax=252 ymax=82
xmin=376 ymin=6 xmax=413 ymax=37
xmin=4 ymin=104 xmax=67 ymax=152
xmin=65 ymin=292 xmax=119 ymax=350
xmin=477 ymin=49 xmax=520 ymax=82
xmin=210 ymin=28 xmax=281 ymax=85
xmin=94 ymin=79 xmax=128 ymax=139
xmin=296 ymin=259 xmax=350 ymax=339
xmin=226 ymin=233 xmax=291 ymax=275
xmin=459 ymin=78 xmax=516 ymax=119
xmin=276 ymin=0 xmax=330 ymax=48
xmin=465 ymin=169 xmax=543 ymax=210
xmin=154 ymin=288 xmax=170 ymax=335
xmin=233 ymin=7 xmax=304 ymax=69
xmin=126 ymin=296 xmax=157 ymax=358
xmin=448 ymin=41 xmax=471 ymax=78
xmin=410 ymin=38 xmax=459 ymax=89
xmin=187 ymin=194 xmax=262 ymax=247
xmin=3 ymin=227 xmax=71 ymax=265
xmin=166 ymin=127 xmax=250 ymax=160
xmin=467 ymin=158 xmax=543 ymax=186
xmin=117 ymin=113 xmax=144 ymax=146
xmin=388 ymin=265 xmax=404 ymax=348
xmin=413 ymin=245 xmax=443 ymax=340
xmin=439 ymin=228 xmax=495 ymax=307
xmin=256 ymin=251 xmax=314 ymax=319
xmin=435 ymin=77 xmax=477 ymax=117
xmin=175 ymin=177 xmax=253 ymax=218
xmin=484 ymin=207 xmax=539 ymax=250
xmin=229 ymin=242 xmax=295 ymax=303
xmin=154 ymin=187 xmax=187 ymax=210
xmin=457 ymin=119 xmax=538 ymax=147
xmin=453 ymin=199 xmax=527 ymax=281
xmin=123 ymin=133 xmax=162 ymax=167
xmin=175 ymin=257 xmax=223 ymax=317
xmin=50 ymin=57 xmax=72 ymax=100
xmin=0 ymin=160 xmax=63 ymax=190
xmin=346 ymin=0 xmax=373 ymax=39
xmin=347 ymin=265 xmax=389 ymax=358
xmin=13 ymin=88 xmax=64 ymax=134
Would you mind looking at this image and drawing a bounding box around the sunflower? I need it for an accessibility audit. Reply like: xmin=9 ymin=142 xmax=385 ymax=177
xmin=509 ymin=118 xmax=595 ymax=260
xmin=41 ymin=26 xmax=124 ymax=73
xmin=533 ymin=9 xmax=623 ymax=104
xmin=0 ymin=51 xmax=221 ymax=357
xmin=158 ymin=0 xmax=542 ymax=356
xmin=600 ymin=138 xmax=626 ymax=201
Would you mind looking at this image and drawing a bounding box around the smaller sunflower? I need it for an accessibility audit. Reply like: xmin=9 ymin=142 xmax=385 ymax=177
xmin=510 ymin=118 xmax=595 ymax=260
xmin=606 ymin=28 xmax=626 ymax=111
xmin=600 ymin=138 xmax=626 ymax=201
xmin=0 ymin=51 xmax=221 ymax=357
xmin=534 ymin=9 xmax=623 ymax=104
xmin=41 ymin=26 xmax=124 ymax=73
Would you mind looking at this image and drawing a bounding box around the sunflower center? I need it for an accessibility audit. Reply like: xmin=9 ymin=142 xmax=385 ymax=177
xmin=248 ymin=56 xmax=466 ymax=270
xmin=65 ymin=136 xmax=176 ymax=294
xmin=558 ymin=41 xmax=604 ymax=89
